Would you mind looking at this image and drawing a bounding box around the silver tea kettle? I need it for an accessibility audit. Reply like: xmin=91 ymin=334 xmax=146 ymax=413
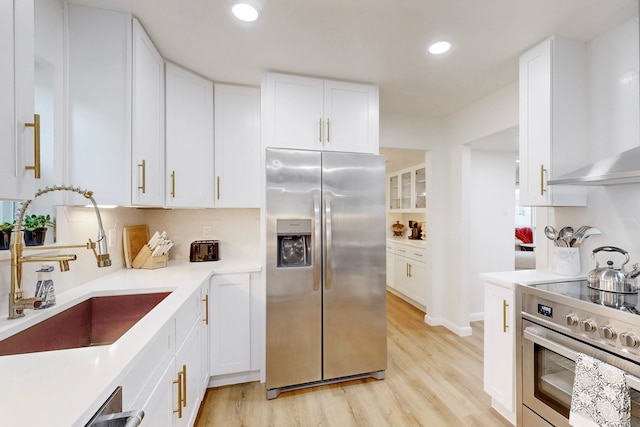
xmin=587 ymin=246 xmax=640 ymax=293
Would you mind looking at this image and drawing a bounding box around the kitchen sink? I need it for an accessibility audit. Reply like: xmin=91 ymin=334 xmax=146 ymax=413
xmin=0 ymin=292 xmax=171 ymax=356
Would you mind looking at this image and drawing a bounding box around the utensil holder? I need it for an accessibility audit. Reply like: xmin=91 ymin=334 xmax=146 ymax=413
xmin=552 ymin=247 xmax=580 ymax=276
xmin=132 ymin=245 xmax=168 ymax=269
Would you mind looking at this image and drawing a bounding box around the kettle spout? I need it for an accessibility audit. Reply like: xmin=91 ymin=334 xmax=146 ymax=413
xmin=627 ymin=263 xmax=640 ymax=280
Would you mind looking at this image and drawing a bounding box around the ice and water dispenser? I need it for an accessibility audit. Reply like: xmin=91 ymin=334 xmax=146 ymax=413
xmin=277 ymin=219 xmax=312 ymax=268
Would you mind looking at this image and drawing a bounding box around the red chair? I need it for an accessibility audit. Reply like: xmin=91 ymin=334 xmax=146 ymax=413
xmin=515 ymin=227 xmax=533 ymax=251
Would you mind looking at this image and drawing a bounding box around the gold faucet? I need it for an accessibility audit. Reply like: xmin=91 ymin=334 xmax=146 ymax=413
xmin=8 ymin=185 xmax=112 ymax=319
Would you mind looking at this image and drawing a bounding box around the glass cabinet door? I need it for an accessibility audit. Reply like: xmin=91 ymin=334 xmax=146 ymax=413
xmin=401 ymin=171 xmax=412 ymax=209
xmin=414 ymin=167 xmax=426 ymax=209
xmin=389 ymin=175 xmax=399 ymax=209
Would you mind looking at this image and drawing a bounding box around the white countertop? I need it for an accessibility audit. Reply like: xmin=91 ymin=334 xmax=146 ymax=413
xmin=386 ymin=237 xmax=426 ymax=247
xmin=0 ymin=259 xmax=260 ymax=427
xmin=480 ymin=269 xmax=586 ymax=290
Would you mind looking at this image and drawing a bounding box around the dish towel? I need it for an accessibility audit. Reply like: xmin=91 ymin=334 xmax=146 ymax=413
xmin=569 ymin=352 xmax=631 ymax=427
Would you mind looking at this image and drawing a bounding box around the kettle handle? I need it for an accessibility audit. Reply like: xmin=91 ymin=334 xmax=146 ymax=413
xmin=592 ymin=246 xmax=630 ymax=268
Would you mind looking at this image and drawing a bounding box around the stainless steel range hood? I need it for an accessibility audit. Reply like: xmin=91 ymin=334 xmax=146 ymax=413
xmin=548 ymin=145 xmax=640 ymax=186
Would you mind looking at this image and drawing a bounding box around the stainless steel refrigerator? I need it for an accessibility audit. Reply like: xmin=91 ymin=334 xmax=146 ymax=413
xmin=265 ymin=148 xmax=387 ymax=399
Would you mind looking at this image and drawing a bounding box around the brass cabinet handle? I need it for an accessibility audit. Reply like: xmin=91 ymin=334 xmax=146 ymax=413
xmin=171 ymin=171 xmax=176 ymax=198
xmin=173 ymin=371 xmax=183 ymax=418
xmin=326 ymin=117 xmax=330 ymax=143
xmin=202 ymin=294 xmax=209 ymax=325
xmin=408 ymin=263 xmax=412 ymax=278
xmin=24 ymin=114 xmax=41 ymax=179
xmin=503 ymin=300 xmax=509 ymax=333
xmin=181 ymin=364 xmax=187 ymax=408
xmin=540 ymin=164 xmax=547 ymax=196
xmin=217 ymin=176 xmax=220 ymax=201
xmin=138 ymin=159 xmax=146 ymax=193
xmin=319 ymin=118 xmax=323 ymax=142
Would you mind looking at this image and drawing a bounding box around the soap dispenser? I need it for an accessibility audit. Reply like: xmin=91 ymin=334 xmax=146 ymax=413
xmin=34 ymin=264 xmax=55 ymax=309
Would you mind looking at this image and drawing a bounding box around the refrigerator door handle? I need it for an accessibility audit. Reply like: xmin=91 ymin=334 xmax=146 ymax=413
xmin=313 ymin=195 xmax=321 ymax=291
xmin=324 ymin=195 xmax=333 ymax=290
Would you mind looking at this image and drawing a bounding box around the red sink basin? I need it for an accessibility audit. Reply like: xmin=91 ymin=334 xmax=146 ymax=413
xmin=0 ymin=292 xmax=171 ymax=356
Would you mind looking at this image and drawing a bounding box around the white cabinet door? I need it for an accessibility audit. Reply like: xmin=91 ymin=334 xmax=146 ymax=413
xmin=323 ymin=80 xmax=378 ymax=154
xmin=386 ymin=242 xmax=395 ymax=289
xmin=138 ymin=359 xmax=174 ymax=427
xmin=214 ymin=84 xmax=260 ymax=208
xmin=175 ymin=322 xmax=201 ymax=427
xmin=483 ymin=281 xmax=515 ymax=416
xmin=393 ymin=245 xmax=427 ymax=307
xmin=66 ymin=5 xmax=132 ymax=206
xmin=387 ymin=163 xmax=426 ymax=212
xmin=519 ymin=37 xmax=587 ymax=207
xmin=131 ymin=19 xmax=164 ymax=206
xmin=165 ymin=62 xmax=214 ymax=208
xmin=199 ymin=282 xmax=210 ymax=398
xmin=210 ymin=274 xmax=251 ymax=376
xmin=263 ymin=72 xmax=324 ymax=151
xmin=262 ymin=72 xmax=378 ymax=154
xmin=0 ymin=0 xmax=35 ymax=200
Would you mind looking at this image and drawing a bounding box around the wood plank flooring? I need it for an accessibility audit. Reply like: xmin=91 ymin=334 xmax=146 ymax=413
xmin=195 ymin=292 xmax=512 ymax=427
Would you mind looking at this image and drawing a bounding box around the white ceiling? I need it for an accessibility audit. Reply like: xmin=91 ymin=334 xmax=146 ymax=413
xmin=67 ymin=0 xmax=637 ymax=117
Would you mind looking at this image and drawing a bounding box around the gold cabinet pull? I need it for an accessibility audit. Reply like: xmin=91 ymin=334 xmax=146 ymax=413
xmin=171 ymin=171 xmax=176 ymax=198
xmin=319 ymin=118 xmax=323 ymax=142
xmin=408 ymin=263 xmax=412 ymax=278
xmin=326 ymin=117 xmax=331 ymax=142
xmin=503 ymin=300 xmax=509 ymax=333
xmin=173 ymin=371 xmax=183 ymax=418
xmin=540 ymin=164 xmax=547 ymax=196
xmin=181 ymin=364 xmax=187 ymax=408
xmin=202 ymin=294 xmax=209 ymax=325
xmin=24 ymin=114 xmax=41 ymax=179
xmin=217 ymin=176 xmax=220 ymax=201
xmin=138 ymin=159 xmax=146 ymax=193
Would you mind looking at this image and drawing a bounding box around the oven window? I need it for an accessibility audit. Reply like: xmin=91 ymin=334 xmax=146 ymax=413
xmin=533 ymin=344 xmax=640 ymax=424
xmin=534 ymin=344 xmax=573 ymax=417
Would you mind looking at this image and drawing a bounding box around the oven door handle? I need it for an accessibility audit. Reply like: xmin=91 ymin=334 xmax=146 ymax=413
xmin=524 ymin=327 xmax=640 ymax=390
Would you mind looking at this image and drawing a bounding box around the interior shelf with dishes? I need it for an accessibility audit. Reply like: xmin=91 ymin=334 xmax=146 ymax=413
xmin=387 ymin=163 xmax=426 ymax=212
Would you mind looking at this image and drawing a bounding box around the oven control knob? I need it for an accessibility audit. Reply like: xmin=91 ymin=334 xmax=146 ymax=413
xmin=598 ymin=325 xmax=617 ymax=340
xmin=565 ymin=314 xmax=579 ymax=327
xmin=580 ymin=319 xmax=597 ymax=333
xmin=620 ymin=332 xmax=639 ymax=348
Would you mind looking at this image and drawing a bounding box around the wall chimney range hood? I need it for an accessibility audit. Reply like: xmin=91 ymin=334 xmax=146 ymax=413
xmin=548 ymin=145 xmax=640 ymax=186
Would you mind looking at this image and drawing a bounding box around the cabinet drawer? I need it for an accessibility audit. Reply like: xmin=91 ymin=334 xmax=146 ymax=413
xmin=395 ymin=244 xmax=426 ymax=263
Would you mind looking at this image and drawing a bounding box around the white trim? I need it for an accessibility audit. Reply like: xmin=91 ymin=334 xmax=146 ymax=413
xmin=469 ymin=312 xmax=484 ymax=322
xmin=208 ymin=370 xmax=261 ymax=388
xmin=424 ymin=314 xmax=472 ymax=337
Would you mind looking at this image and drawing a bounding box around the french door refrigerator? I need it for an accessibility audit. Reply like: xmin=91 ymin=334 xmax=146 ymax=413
xmin=265 ymin=148 xmax=387 ymax=399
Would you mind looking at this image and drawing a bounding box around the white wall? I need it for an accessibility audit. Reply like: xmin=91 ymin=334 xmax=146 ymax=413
xmin=467 ymin=149 xmax=516 ymax=319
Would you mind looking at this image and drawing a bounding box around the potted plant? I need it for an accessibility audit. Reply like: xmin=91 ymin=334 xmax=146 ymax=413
xmin=0 ymin=221 xmax=13 ymax=250
xmin=23 ymin=214 xmax=54 ymax=246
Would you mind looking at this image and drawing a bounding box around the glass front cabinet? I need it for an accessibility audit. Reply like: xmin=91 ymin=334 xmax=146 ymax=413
xmin=388 ymin=163 xmax=426 ymax=212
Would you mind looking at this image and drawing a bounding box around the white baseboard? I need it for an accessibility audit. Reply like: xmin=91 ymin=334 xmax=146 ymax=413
xmin=208 ymin=370 xmax=261 ymax=388
xmin=469 ymin=312 xmax=484 ymax=322
xmin=424 ymin=314 xmax=472 ymax=337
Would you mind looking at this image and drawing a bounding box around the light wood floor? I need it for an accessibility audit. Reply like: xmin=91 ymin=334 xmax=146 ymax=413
xmin=195 ymin=292 xmax=512 ymax=426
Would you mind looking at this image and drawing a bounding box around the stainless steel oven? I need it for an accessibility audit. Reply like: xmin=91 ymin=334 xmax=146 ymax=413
xmin=517 ymin=281 xmax=640 ymax=427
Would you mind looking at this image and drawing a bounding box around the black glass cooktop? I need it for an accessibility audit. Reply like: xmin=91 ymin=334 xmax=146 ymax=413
xmin=529 ymin=280 xmax=640 ymax=315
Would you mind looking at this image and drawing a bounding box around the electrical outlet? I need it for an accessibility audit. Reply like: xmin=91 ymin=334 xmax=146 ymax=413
xmin=203 ymin=225 xmax=212 ymax=238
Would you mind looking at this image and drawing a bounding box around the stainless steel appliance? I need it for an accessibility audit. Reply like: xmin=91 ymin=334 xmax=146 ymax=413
xmin=189 ymin=240 xmax=220 ymax=262
xmin=265 ymin=148 xmax=387 ymax=399
xmin=85 ymin=386 xmax=144 ymax=426
xmin=517 ymin=281 xmax=640 ymax=426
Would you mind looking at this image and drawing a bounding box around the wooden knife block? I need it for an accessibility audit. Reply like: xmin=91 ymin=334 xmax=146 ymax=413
xmin=132 ymin=245 xmax=168 ymax=269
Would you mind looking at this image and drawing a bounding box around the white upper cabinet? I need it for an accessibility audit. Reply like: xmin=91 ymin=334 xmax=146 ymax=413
xmin=165 ymin=62 xmax=214 ymax=208
xmin=131 ymin=19 xmax=165 ymax=206
xmin=0 ymin=0 xmax=35 ymax=200
xmin=519 ymin=37 xmax=587 ymax=207
xmin=214 ymin=83 xmax=261 ymax=208
xmin=66 ymin=5 xmax=164 ymax=206
xmin=387 ymin=164 xmax=426 ymax=212
xmin=262 ymin=72 xmax=379 ymax=154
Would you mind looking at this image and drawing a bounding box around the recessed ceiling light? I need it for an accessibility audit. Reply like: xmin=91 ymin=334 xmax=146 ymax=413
xmin=232 ymin=1 xmax=263 ymax=22
xmin=428 ymin=41 xmax=451 ymax=55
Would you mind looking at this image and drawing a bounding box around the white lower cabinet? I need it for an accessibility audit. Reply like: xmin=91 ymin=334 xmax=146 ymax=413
xmin=210 ymin=274 xmax=251 ymax=375
xmin=209 ymin=272 xmax=262 ymax=386
xmin=387 ymin=241 xmax=427 ymax=309
xmin=126 ymin=282 xmax=208 ymax=427
xmin=483 ymin=279 xmax=516 ymax=425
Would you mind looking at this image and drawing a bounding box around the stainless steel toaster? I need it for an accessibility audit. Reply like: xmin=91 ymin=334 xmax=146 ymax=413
xmin=189 ymin=240 xmax=219 ymax=262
